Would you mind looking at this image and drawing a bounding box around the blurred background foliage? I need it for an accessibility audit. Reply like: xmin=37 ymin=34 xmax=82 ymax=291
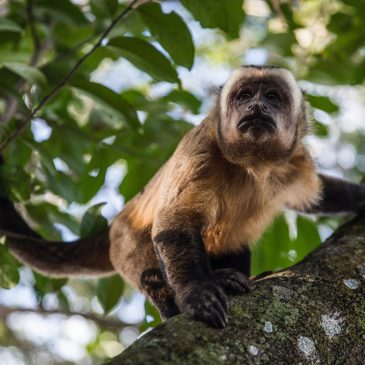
xmin=0 ymin=0 xmax=365 ymax=363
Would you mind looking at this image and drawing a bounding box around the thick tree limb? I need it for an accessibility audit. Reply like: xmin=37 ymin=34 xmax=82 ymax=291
xmin=108 ymin=215 xmax=365 ymax=365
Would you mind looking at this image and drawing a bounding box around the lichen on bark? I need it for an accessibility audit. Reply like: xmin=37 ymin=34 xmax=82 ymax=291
xmin=106 ymin=216 xmax=365 ymax=365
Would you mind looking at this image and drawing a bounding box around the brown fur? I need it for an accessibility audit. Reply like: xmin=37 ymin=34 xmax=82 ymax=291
xmin=10 ymin=66 xmax=360 ymax=328
xmin=106 ymin=66 xmax=325 ymax=326
xmin=110 ymin=117 xmax=320 ymax=284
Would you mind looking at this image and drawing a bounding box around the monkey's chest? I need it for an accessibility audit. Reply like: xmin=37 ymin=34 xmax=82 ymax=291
xmin=202 ymin=194 xmax=283 ymax=255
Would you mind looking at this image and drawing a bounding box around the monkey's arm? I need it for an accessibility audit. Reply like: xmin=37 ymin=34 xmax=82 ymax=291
xmin=296 ymin=174 xmax=365 ymax=214
xmin=152 ymin=209 xmax=229 ymax=328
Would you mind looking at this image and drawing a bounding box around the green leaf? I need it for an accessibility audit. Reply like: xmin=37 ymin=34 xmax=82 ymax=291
xmin=313 ymin=120 xmax=329 ymax=138
xmin=3 ymin=139 xmax=32 ymax=167
xmin=35 ymin=0 xmax=89 ymax=25
xmin=251 ymin=215 xmax=321 ymax=275
xmin=108 ymin=36 xmax=179 ymax=84
xmin=306 ymin=60 xmax=357 ymax=85
xmin=97 ymin=275 xmax=124 ymax=314
xmin=0 ymin=18 xmax=22 ymax=34
xmin=181 ymin=0 xmax=244 ymax=38
xmin=0 ymin=242 xmax=20 ymax=289
xmin=252 ymin=215 xmax=290 ymax=275
xmin=306 ymin=94 xmax=339 ymax=114
xmin=90 ymin=0 xmax=118 ymax=18
xmin=262 ymin=33 xmax=296 ymax=57
xmin=138 ymin=2 xmax=194 ymax=69
xmin=0 ymin=164 xmax=33 ymax=202
xmin=25 ymin=202 xmax=80 ymax=239
xmin=34 ymin=272 xmax=67 ymax=296
xmin=140 ymin=298 xmax=161 ymax=332
xmin=2 ymin=62 xmax=47 ymax=87
xmin=0 ymin=18 xmax=22 ymax=45
xmin=52 ymin=23 xmax=94 ymax=49
xmin=294 ymin=216 xmax=321 ymax=261
xmin=327 ymin=12 xmax=353 ymax=34
xmin=119 ymin=158 xmax=158 ymax=201
xmin=71 ymin=78 xmax=140 ymax=129
xmin=80 ymin=203 xmax=108 ymax=238
xmin=162 ymin=90 xmax=201 ymax=114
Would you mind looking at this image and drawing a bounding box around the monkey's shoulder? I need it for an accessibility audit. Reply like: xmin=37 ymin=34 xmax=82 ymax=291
xmin=275 ymin=148 xmax=322 ymax=210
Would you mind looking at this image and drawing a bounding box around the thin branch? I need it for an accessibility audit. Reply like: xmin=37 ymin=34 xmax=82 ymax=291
xmin=0 ymin=0 xmax=140 ymax=153
xmin=0 ymin=305 xmax=135 ymax=329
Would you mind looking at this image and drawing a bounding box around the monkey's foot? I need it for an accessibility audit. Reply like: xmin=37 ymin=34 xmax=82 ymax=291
xmin=178 ymin=281 xmax=228 ymax=328
xmin=158 ymin=299 xmax=180 ymax=320
xmin=214 ymin=268 xmax=253 ymax=295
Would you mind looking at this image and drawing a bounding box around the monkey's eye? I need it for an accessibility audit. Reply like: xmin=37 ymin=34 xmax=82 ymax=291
xmin=237 ymin=90 xmax=252 ymax=101
xmin=265 ymin=91 xmax=281 ymax=102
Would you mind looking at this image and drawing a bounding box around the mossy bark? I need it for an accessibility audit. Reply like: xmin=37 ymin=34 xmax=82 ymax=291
xmin=107 ymin=216 xmax=365 ymax=365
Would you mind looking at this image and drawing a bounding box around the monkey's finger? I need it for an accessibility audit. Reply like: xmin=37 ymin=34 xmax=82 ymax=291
xmin=210 ymin=308 xmax=228 ymax=328
xmin=204 ymin=305 xmax=227 ymax=328
xmin=205 ymin=292 xmax=228 ymax=321
xmin=214 ymin=288 xmax=228 ymax=312
xmin=214 ymin=269 xmax=253 ymax=293
xmin=221 ymin=279 xmax=247 ymax=294
xmin=233 ymin=273 xmax=253 ymax=292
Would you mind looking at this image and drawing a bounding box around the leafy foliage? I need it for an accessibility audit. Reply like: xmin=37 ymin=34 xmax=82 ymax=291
xmin=252 ymin=215 xmax=321 ymax=276
xmin=181 ymin=0 xmax=245 ymax=38
xmin=137 ymin=2 xmax=194 ymax=69
xmin=97 ymin=275 xmax=125 ymax=314
xmin=0 ymin=241 xmax=20 ymax=289
xmin=0 ymin=0 xmax=364 ymax=363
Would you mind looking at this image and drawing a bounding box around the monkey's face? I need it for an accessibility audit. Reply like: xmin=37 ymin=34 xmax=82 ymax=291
xmin=217 ymin=67 xmax=306 ymax=165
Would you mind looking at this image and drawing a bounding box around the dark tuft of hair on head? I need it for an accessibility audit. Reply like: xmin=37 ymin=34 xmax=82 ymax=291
xmin=241 ymin=65 xmax=283 ymax=70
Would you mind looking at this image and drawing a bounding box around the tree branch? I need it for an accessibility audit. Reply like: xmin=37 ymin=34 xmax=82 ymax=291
xmin=0 ymin=305 xmax=135 ymax=330
xmin=107 ymin=215 xmax=365 ymax=365
xmin=0 ymin=0 xmax=141 ymax=152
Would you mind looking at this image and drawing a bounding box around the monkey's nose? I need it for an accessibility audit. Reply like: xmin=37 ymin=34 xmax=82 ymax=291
xmin=246 ymin=103 xmax=257 ymax=111
xmin=261 ymin=103 xmax=269 ymax=112
xmin=247 ymin=102 xmax=269 ymax=113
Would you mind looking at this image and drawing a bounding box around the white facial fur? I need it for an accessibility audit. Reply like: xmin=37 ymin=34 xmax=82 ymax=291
xmin=220 ymin=67 xmax=303 ymax=117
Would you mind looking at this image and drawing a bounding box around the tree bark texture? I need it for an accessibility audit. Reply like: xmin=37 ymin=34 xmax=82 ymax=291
xmin=106 ymin=216 xmax=365 ymax=365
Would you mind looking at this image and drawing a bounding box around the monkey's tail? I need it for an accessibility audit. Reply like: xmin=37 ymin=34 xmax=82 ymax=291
xmin=4 ymin=229 xmax=115 ymax=278
xmin=0 ymin=197 xmax=115 ymax=278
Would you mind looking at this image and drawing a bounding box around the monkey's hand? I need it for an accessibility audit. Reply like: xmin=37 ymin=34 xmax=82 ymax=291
xmin=178 ymin=281 xmax=228 ymax=328
xmin=214 ymin=268 xmax=252 ymax=295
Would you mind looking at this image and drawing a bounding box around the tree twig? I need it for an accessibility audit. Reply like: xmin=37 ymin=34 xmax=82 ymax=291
xmin=0 ymin=0 xmax=141 ymax=153
xmin=0 ymin=305 xmax=136 ymax=329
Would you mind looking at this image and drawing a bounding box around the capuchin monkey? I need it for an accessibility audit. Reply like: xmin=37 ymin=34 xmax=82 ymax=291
xmin=4 ymin=65 xmax=365 ymax=329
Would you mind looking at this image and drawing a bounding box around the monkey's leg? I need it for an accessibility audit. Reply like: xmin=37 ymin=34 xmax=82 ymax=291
xmin=140 ymin=268 xmax=179 ymax=319
xmin=303 ymin=174 xmax=365 ymax=214
xmin=153 ymin=228 xmax=228 ymax=328
xmin=210 ymin=248 xmax=251 ymax=276
xmin=210 ymin=249 xmax=252 ymax=295
xmin=109 ymin=222 xmax=179 ymax=320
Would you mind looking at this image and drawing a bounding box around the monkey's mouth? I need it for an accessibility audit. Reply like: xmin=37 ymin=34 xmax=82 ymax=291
xmin=237 ymin=115 xmax=277 ymax=135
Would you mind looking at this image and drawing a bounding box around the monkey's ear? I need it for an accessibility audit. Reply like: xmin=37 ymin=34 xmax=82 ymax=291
xmin=215 ymin=85 xmax=223 ymax=95
xmin=211 ymin=85 xmax=223 ymax=97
